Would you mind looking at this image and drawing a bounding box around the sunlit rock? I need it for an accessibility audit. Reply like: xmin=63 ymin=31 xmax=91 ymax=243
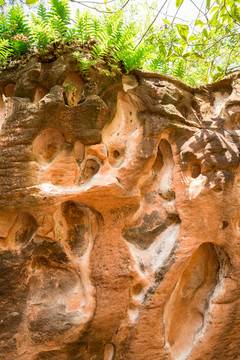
xmin=0 ymin=53 xmax=239 ymax=360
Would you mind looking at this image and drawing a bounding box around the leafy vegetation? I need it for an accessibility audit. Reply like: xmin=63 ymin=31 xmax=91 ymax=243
xmin=0 ymin=0 xmax=240 ymax=86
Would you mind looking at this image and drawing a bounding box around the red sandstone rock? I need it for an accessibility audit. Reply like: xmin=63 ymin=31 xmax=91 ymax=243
xmin=0 ymin=53 xmax=240 ymax=360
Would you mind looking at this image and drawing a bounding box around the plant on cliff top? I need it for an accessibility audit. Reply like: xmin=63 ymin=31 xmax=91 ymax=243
xmin=0 ymin=0 xmax=240 ymax=86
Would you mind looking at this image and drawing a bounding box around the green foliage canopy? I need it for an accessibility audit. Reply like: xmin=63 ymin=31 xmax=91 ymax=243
xmin=0 ymin=0 xmax=240 ymax=86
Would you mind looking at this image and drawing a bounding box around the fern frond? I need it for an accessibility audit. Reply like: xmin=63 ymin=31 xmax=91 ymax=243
xmin=49 ymin=0 xmax=70 ymax=26
xmin=11 ymin=38 xmax=30 ymax=55
xmin=172 ymin=59 xmax=185 ymax=80
xmin=37 ymin=3 xmax=49 ymax=23
xmin=74 ymin=9 xmax=85 ymax=43
xmin=0 ymin=13 xmax=9 ymax=36
xmin=0 ymin=38 xmax=13 ymax=65
xmin=82 ymin=11 xmax=95 ymax=40
xmin=48 ymin=0 xmax=71 ymax=39
xmin=64 ymin=28 xmax=76 ymax=43
xmin=73 ymin=51 xmax=96 ymax=74
xmin=123 ymin=46 xmax=146 ymax=72
xmin=50 ymin=14 xmax=67 ymax=38
xmin=30 ymin=13 xmax=40 ymax=26
xmin=30 ymin=19 xmax=55 ymax=53
xmin=7 ymin=4 xmax=30 ymax=36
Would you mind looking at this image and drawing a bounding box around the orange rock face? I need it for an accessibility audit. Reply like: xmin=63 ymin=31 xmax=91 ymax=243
xmin=0 ymin=54 xmax=240 ymax=360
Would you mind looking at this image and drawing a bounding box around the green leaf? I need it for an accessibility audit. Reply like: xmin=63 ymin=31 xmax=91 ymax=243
xmin=167 ymin=47 xmax=173 ymax=58
xmin=173 ymin=45 xmax=182 ymax=55
xmin=163 ymin=19 xmax=171 ymax=25
xmin=104 ymin=0 xmax=107 ymax=5
xmin=26 ymin=0 xmax=39 ymax=4
xmin=231 ymin=4 xmax=237 ymax=17
xmin=203 ymin=28 xmax=208 ymax=37
xmin=195 ymin=19 xmax=205 ymax=26
xmin=0 ymin=0 xmax=5 ymax=5
xmin=176 ymin=24 xmax=189 ymax=40
xmin=210 ymin=6 xmax=219 ymax=13
xmin=169 ymin=53 xmax=179 ymax=60
xmin=176 ymin=0 xmax=184 ymax=8
xmin=188 ymin=35 xmax=197 ymax=41
xmin=192 ymin=53 xmax=204 ymax=59
xmin=220 ymin=6 xmax=226 ymax=16
xmin=206 ymin=0 xmax=211 ymax=10
xmin=182 ymin=52 xmax=191 ymax=58
xmin=212 ymin=72 xmax=223 ymax=82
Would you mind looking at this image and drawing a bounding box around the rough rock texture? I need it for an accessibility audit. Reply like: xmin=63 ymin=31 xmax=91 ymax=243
xmin=1 ymin=53 xmax=240 ymax=360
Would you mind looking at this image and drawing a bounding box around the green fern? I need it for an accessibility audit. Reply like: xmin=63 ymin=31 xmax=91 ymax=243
xmin=7 ymin=4 xmax=30 ymax=36
xmin=91 ymin=17 xmax=104 ymax=40
xmin=64 ymin=28 xmax=76 ymax=43
xmin=30 ymin=13 xmax=40 ymax=26
xmin=30 ymin=18 xmax=55 ymax=53
xmin=89 ymin=12 xmax=137 ymax=71
xmin=50 ymin=15 xmax=68 ymax=38
xmin=75 ymin=9 xmax=85 ymax=43
xmin=0 ymin=38 xmax=13 ymax=65
xmin=50 ymin=0 xmax=70 ymax=25
xmin=172 ymin=59 xmax=186 ymax=80
xmin=0 ymin=0 xmax=239 ymax=85
xmin=11 ymin=36 xmax=30 ymax=55
xmin=157 ymin=61 xmax=170 ymax=75
xmin=0 ymin=13 xmax=9 ymax=36
xmin=75 ymin=10 xmax=102 ymax=43
xmin=37 ymin=3 xmax=49 ymax=23
xmin=0 ymin=6 xmax=30 ymax=61
xmin=0 ymin=0 xmax=145 ymax=71
xmin=73 ymin=51 xmax=96 ymax=74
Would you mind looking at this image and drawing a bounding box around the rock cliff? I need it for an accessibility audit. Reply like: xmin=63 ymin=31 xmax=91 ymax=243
xmin=0 ymin=53 xmax=240 ymax=360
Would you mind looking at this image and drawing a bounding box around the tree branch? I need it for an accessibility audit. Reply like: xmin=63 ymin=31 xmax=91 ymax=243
xmin=134 ymin=0 xmax=168 ymax=50
xmin=186 ymin=33 xmax=239 ymax=49
xmin=223 ymin=0 xmax=240 ymax=27
xmin=189 ymin=0 xmax=209 ymax=23
xmin=70 ymin=0 xmax=130 ymax=13
xmin=78 ymin=0 xmax=116 ymax=3
xmin=202 ymin=32 xmax=239 ymax=51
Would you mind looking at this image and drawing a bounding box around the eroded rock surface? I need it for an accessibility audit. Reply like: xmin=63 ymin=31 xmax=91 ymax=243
xmin=0 ymin=53 xmax=240 ymax=360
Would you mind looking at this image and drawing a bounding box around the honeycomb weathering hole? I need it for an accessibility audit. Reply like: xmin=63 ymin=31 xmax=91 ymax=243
xmin=60 ymin=201 xmax=100 ymax=257
xmin=153 ymin=147 xmax=163 ymax=172
xmin=62 ymin=201 xmax=90 ymax=256
xmin=62 ymin=72 xmax=84 ymax=106
xmin=7 ymin=212 xmax=38 ymax=248
xmin=158 ymin=139 xmax=175 ymax=200
xmin=164 ymin=242 xmax=220 ymax=359
xmin=32 ymin=128 xmax=65 ymax=165
xmin=113 ymin=149 xmax=120 ymax=159
xmin=4 ymin=83 xmax=15 ymax=97
xmin=81 ymin=159 xmax=100 ymax=182
xmin=191 ymin=162 xmax=201 ymax=178
xmin=33 ymin=86 xmax=48 ymax=103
